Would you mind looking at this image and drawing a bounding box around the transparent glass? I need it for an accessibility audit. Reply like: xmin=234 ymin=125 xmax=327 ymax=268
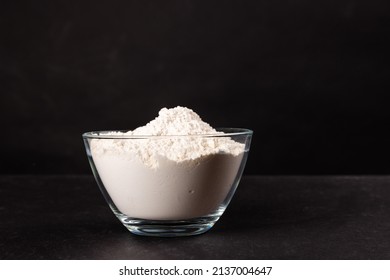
xmin=82 ymin=128 xmax=252 ymax=237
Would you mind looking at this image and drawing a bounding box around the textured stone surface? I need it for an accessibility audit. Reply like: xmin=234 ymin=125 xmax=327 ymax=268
xmin=1 ymin=175 xmax=389 ymax=259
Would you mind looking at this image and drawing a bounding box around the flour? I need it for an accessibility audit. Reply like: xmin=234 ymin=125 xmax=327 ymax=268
xmin=87 ymin=106 xmax=249 ymax=220
xmin=131 ymin=106 xmax=217 ymax=135
xmin=90 ymin=106 xmax=244 ymax=169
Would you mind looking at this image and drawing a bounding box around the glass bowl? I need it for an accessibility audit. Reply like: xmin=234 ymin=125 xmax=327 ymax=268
xmin=82 ymin=128 xmax=252 ymax=237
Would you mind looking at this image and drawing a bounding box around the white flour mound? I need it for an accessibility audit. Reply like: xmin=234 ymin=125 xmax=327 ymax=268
xmin=91 ymin=106 xmax=244 ymax=169
xmin=89 ymin=106 xmax=248 ymax=220
xmin=131 ymin=106 xmax=217 ymax=135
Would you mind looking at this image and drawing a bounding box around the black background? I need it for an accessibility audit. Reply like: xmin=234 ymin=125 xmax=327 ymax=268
xmin=1 ymin=0 xmax=389 ymax=175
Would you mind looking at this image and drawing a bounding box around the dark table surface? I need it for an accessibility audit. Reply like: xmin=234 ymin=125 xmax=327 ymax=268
xmin=1 ymin=175 xmax=389 ymax=260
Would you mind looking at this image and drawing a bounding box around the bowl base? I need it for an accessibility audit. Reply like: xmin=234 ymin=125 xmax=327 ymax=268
xmin=117 ymin=215 xmax=221 ymax=237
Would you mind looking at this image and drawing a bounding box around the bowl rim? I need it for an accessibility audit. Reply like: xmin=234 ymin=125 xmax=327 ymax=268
xmin=82 ymin=128 xmax=253 ymax=139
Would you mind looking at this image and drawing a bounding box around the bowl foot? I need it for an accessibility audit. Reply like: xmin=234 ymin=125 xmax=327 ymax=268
xmin=118 ymin=216 xmax=220 ymax=237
